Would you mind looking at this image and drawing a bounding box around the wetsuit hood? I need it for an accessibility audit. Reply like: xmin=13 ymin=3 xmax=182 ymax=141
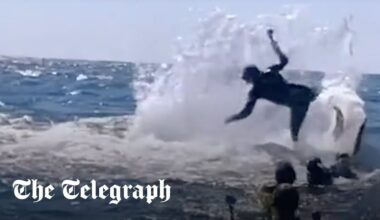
xmin=242 ymin=65 xmax=261 ymax=83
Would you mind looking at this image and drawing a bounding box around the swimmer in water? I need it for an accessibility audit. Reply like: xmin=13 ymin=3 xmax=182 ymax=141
xmin=225 ymin=29 xmax=317 ymax=142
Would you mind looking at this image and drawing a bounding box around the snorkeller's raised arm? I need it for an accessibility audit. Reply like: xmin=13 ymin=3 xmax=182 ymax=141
xmin=267 ymin=29 xmax=288 ymax=72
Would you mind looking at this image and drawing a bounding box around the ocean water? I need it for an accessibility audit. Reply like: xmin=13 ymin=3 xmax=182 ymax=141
xmin=0 ymin=58 xmax=137 ymax=121
xmin=0 ymin=57 xmax=378 ymax=220
xmin=0 ymin=9 xmax=379 ymax=220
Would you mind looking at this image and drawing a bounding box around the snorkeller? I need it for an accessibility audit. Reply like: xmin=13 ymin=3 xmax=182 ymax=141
xmin=225 ymin=29 xmax=317 ymax=142
xmin=257 ymin=161 xmax=300 ymax=220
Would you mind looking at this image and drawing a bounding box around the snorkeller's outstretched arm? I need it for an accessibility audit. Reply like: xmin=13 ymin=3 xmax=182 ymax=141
xmin=267 ymin=29 xmax=288 ymax=71
xmin=225 ymin=96 xmax=257 ymax=124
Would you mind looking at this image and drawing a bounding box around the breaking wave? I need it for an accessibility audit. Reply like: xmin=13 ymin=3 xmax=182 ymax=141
xmin=131 ymin=8 xmax=365 ymax=164
xmin=0 ymin=8 xmax=369 ymax=187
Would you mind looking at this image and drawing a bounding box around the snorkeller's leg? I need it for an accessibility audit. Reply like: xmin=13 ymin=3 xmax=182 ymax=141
xmin=290 ymin=104 xmax=310 ymax=142
xmin=288 ymin=84 xmax=317 ymax=142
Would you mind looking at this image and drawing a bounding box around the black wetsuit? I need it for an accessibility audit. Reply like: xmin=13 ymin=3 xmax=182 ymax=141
xmin=227 ymin=38 xmax=317 ymax=141
xmin=249 ymin=67 xmax=317 ymax=141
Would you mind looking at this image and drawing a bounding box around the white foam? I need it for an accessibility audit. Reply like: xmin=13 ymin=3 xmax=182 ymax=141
xmin=0 ymin=8 xmax=367 ymax=187
xmin=69 ymin=90 xmax=81 ymax=96
xmin=130 ymin=8 xmax=366 ymax=167
xmin=76 ymin=74 xmax=88 ymax=81
xmin=16 ymin=69 xmax=42 ymax=77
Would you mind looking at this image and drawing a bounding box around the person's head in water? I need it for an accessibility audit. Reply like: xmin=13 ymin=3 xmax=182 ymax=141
xmin=242 ymin=65 xmax=261 ymax=84
xmin=307 ymin=157 xmax=333 ymax=186
xmin=275 ymin=161 xmax=297 ymax=184
xmin=307 ymin=157 xmax=323 ymax=173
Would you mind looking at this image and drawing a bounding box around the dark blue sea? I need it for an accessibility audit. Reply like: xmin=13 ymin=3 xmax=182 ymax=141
xmin=0 ymin=57 xmax=379 ymax=220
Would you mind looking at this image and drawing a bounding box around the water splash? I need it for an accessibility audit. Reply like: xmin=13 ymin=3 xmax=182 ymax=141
xmin=132 ymin=8 xmax=365 ymax=158
xmin=0 ymin=8 xmax=367 ymax=187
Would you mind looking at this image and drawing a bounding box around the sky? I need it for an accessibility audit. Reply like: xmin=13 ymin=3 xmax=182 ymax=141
xmin=0 ymin=0 xmax=379 ymax=72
